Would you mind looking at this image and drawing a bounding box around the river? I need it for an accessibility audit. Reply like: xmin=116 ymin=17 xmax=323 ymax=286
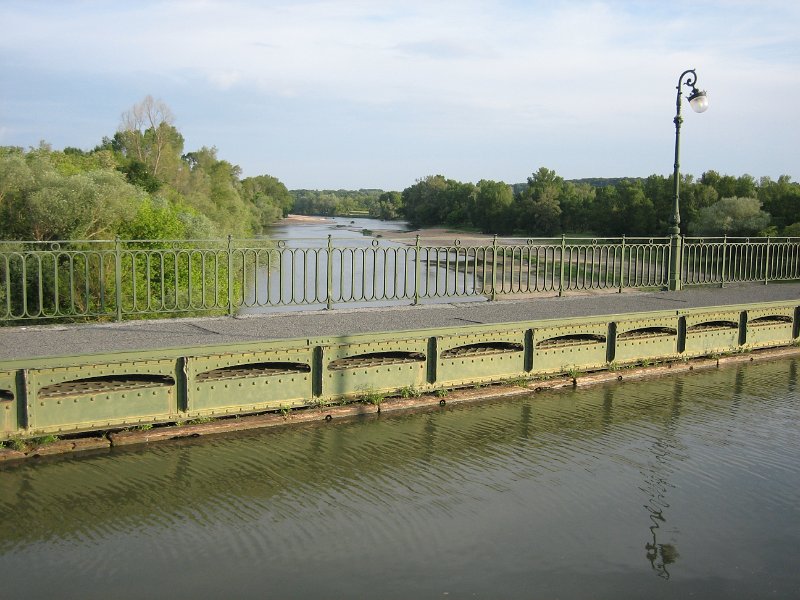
xmin=240 ymin=216 xmax=488 ymax=313
xmin=1 ymin=357 xmax=798 ymax=598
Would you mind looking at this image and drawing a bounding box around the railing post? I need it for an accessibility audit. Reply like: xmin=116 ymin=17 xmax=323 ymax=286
xmin=558 ymin=234 xmax=566 ymax=297
xmin=114 ymin=236 xmax=123 ymax=322
xmin=227 ymin=235 xmax=234 ymax=316
xmin=490 ymin=234 xmax=498 ymax=301
xmin=764 ymin=235 xmax=771 ymax=285
xmin=413 ymin=234 xmax=421 ymax=305
xmin=618 ymin=234 xmax=626 ymax=294
xmin=720 ymin=234 xmax=727 ymax=288
xmin=668 ymin=233 xmax=683 ymax=291
xmin=326 ymin=234 xmax=334 ymax=310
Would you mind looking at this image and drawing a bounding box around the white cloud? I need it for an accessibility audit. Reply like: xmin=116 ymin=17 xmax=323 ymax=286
xmin=1 ymin=0 xmax=799 ymax=185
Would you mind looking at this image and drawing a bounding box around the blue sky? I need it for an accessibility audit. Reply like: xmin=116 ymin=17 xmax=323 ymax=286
xmin=1 ymin=0 xmax=798 ymax=190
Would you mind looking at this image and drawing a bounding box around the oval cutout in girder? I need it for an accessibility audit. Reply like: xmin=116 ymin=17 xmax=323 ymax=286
xmin=197 ymin=362 xmax=311 ymax=382
xmin=687 ymin=321 xmax=738 ymax=333
xmin=328 ymin=351 xmax=426 ymax=371
xmin=536 ymin=334 xmax=605 ymax=349
xmin=617 ymin=327 xmax=676 ymax=340
xmin=0 ymin=389 xmax=13 ymax=402
xmin=749 ymin=315 xmax=792 ymax=326
xmin=38 ymin=374 xmax=175 ymax=399
xmin=441 ymin=342 xmax=524 ymax=359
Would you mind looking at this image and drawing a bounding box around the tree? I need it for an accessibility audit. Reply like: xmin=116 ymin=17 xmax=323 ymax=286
xmin=369 ymin=191 xmax=403 ymax=220
xmin=241 ymin=175 xmax=293 ymax=230
xmin=688 ymin=197 xmax=771 ymax=237
xmin=115 ymin=96 xmax=184 ymax=184
xmin=515 ymin=168 xmax=563 ymax=235
xmin=401 ymin=175 xmax=450 ymax=227
xmin=473 ymin=180 xmax=514 ymax=234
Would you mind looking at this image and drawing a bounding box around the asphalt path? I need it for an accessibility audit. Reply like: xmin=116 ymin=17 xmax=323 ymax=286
xmin=2 ymin=282 xmax=798 ymax=362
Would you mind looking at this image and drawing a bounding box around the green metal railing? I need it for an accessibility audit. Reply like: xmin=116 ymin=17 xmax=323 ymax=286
xmin=2 ymin=235 xmax=798 ymax=322
xmin=682 ymin=236 xmax=800 ymax=286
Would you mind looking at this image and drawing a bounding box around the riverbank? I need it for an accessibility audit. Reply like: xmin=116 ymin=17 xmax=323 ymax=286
xmin=2 ymin=344 xmax=797 ymax=464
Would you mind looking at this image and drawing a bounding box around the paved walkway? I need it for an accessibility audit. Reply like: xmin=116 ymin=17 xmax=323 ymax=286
xmin=2 ymin=283 xmax=799 ymax=362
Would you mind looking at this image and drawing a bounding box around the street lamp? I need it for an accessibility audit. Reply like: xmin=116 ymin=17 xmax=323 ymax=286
xmin=668 ymin=68 xmax=708 ymax=291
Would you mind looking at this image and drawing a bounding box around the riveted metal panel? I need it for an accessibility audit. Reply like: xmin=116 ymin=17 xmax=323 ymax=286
xmin=27 ymin=359 xmax=178 ymax=434
xmin=746 ymin=305 xmax=796 ymax=348
xmin=683 ymin=309 xmax=742 ymax=356
xmin=186 ymin=348 xmax=314 ymax=415
xmin=323 ymin=338 xmax=429 ymax=398
xmin=614 ymin=316 xmax=679 ymax=364
xmin=436 ymin=330 xmax=526 ymax=385
xmin=0 ymin=370 xmax=19 ymax=436
xmin=532 ymin=322 xmax=608 ymax=374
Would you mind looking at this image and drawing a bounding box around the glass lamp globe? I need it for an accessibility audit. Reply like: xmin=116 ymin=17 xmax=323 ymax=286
xmin=688 ymin=89 xmax=709 ymax=113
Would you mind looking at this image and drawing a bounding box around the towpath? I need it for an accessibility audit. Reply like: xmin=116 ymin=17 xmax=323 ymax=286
xmin=1 ymin=282 xmax=798 ymax=362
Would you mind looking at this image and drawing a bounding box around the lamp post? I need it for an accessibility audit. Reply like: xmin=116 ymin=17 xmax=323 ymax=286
xmin=668 ymin=68 xmax=708 ymax=291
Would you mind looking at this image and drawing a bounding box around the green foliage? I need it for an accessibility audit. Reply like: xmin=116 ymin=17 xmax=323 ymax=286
xmin=361 ymin=391 xmax=385 ymax=405
xmin=783 ymin=222 xmax=800 ymax=237
xmin=688 ymin=197 xmax=771 ymax=236
xmin=398 ymin=386 xmax=422 ymax=398
xmin=395 ymin=167 xmax=798 ymax=238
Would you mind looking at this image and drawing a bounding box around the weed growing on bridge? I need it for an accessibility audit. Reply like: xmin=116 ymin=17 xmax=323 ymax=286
xmin=29 ymin=435 xmax=59 ymax=447
xmin=566 ymin=367 xmax=583 ymax=379
xmin=398 ymin=386 xmax=422 ymax=399
xmin=129 ymin=424 xmax=153 ymax=432
xmin=435 ymin=389 xmax=449 ymax=398
xmin=1 ymin=438 xmax=26 ymax=452
xmin=361 ymin=391 xmax=385 ymax=406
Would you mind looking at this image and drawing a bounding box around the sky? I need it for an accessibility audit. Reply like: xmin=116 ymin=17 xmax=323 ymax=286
xmin=1 ymin=0 xmax=799 ymax=191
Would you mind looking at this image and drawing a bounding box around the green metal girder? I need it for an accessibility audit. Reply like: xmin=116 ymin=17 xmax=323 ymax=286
xmin=2 ymin=299 xmax=799 ymax=441
xmin=322 ymin=338 xmax=429 ymax=399
xmin=532 ymin=322 xmax=609 ymax=374
xmin=27 ymin=359 xmax=179 ymax=434
xmin=682 ymin=310 xmax=742 ymax=357
xmin=436 ymin=330 xmax=526 ymax=385
xmin=614 ymin=316 xmax=679 ymax=364
xmin=746 ymin=306 xmax=796 ymax=348
xmin=186 ymin=349 xmax=314 ymax=416
xmin=0 ymin=370 xmax=18 ymax=434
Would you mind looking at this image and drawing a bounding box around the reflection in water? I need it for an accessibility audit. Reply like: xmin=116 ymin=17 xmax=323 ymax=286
xmin=1 ymin=359 xmax=799 ymax=599
xmin=642 ymin=378 xmax=684 ymax=579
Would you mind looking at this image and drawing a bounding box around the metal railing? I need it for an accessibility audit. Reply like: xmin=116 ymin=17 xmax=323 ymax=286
xmin=2 ymin=235 xmax=797 ymax=322
xmin=682 ymin=236 xmax=800 ymax=286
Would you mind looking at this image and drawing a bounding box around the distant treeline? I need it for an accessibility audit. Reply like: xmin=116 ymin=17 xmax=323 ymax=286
xmin=294 ymin=169 xmax=800 ymax=238
xmin=2 ymin=93 xmax=798 ymax=243
xmin=0 ymin=95 xmax=292 ymax=242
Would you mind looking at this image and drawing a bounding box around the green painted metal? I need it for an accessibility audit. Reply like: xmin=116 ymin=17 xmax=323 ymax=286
xmin=26 ymin=359 xmax=179 ymax=434
xmin=682 ymin=310 xmax=743 ymax=357
xmin=3 ymin=236 xmax=798 ymax=323
xmin=532 ymin=321 xmax=610 ymax=374
xmin=683 ymin=237 xmax=800 ymax=285
xmin=436 ymin=329 xmax=526 ymax=386
xmin=613 ymin=316 xmax=679 ymax=364
xmin=0 ymin=370 xmax=18 ymax=435
xmin=186 ymin=348 xmax=314 ymax=416
xmin=322 ymin=338 xmax=430 ymax=399
xmin=1 ymin=299 xmax=799 ymax=441
xmin=745 ymin=306 xmax=796 ymax=349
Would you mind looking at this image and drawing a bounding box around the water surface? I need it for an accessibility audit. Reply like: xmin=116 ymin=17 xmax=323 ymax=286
xmin=1 ymin=358 xmax=798 ymax=599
